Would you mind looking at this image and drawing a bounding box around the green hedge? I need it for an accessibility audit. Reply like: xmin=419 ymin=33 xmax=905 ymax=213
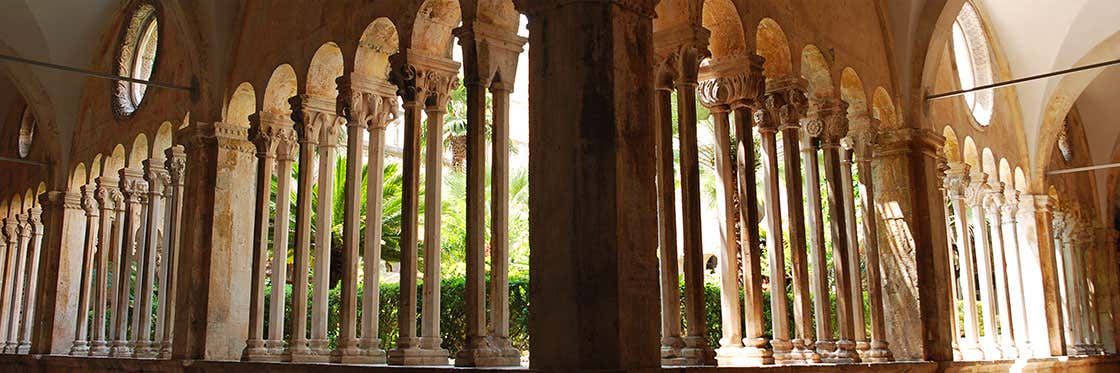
xmin=263 ymin=276 xmax=856 ymax=354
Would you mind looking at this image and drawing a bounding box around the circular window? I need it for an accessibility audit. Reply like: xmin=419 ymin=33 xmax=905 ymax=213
xmin=18 ymin=107 xmax=34 ymax=158
xmin=113 ymin=3 xmax=159 ymax=117
xmin=950 ymin=3 xmax=994 ymax=126
xmin=1058 ymin=120 xmax=1073 ymax=162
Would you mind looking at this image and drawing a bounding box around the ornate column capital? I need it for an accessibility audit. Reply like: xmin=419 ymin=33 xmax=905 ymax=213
xmin=3 ymin=217 xmax=19 ymax=239
xmin=848 ymin=114 xmax=880 ymax=162
xmin=654 ymin=24 xmax=710 ymax=85
xmin=1000 ymin=189 xmax=1020 ymax=223
xmin=942 ymin=162 xmax=972 ymax=199
xmin=453 ymin=21 xmax=527 ymax=88
xmin=79 ymin=184 xmax=99 ymax=217
xmin=762 ymin=77 xmax=808 ymax=134
xmin=94 ymin=177 xmax=123 ymax=212
xmin=291 ymin=93 xmax=345 ymax=146
xmin=39 ymin=190 xmax=82 ymax=211
xmin=143 ymin=159 xmax=170 ymax=197
xmin=164 ymin=145 xmax=187 ymax=186
xmin=389 ymin=49 xmax=461 ymax=110
xmin=119 ymin=168 xmax=150 ymax=204
xmin=179 ymin=121 xmax=256 ymax=157
xmin=981 ymin=181 xmax=1005 ymax=215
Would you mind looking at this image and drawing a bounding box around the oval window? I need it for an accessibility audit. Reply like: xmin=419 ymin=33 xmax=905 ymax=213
xmin=950 ymin=3 xmax=994 ymax=126
xmin=114 ymin=3 xmax=159 ymax=116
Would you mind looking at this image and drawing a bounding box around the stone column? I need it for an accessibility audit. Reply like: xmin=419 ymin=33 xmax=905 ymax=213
xmin=17 ymin=205 xmax=42 ymax=354
xmin=387 ymin=52 xmax=458 ymax=366
xmin=819 ymin=101 xmax=860 ymax=363
xmin=170 ymin=122 xmax=256 ymax=360
xmin=489 ymin=81 xmax=520 ymax=363
xmin=1055 ymin=216 xmax=1082 ymax=353
xmin=964 ymin=172 xmax=1000 ymax=359
xmin=654 ymin=81 xmax=686 ymax=364
xmin=514 ymin=0 xmax=661 ymax=369
xmin=709 ymin=104 xmax=744 ymax=358
xmin=759 ymin=88 xmax=793 ymax=364
xmin=0 ymin=216 xmax=19 ymax=352
xmin=90 ymin=177 xmax=121 ymax=356
xmin=7 ymin=213 xmax=30 ymax=353
xmin=111 ymin=167 xmax=147 ymax=357
xmin=945 ymin=162 xmax=983 ymax=360
xmin=157 ymin=146 xmax=186 ymax=358
xmin=287 ymin=95 xmax=319 ymax=359
xmin=1000 ymin=190 xmax=1032 ymax=356
xmin=840 ymin=146 xmax=867 ymax=356
xmin=359 ymin=90 xmax=396 ymax=363
xmin=30 ymin=191 xmax=85 ymax=355
xmin=769 ymin=79 xmax=815 ymax=363
xmin=135 ymin=157 xmax=169 ymax=358
xmin=803 ymin=105 xmax=833 ymax=360
xmin=69 ymin=186 xmax=99 ymax=355
xmin=333 ymin=76 xmax=369 ymax=362
xmin=1 ymin=215 xmax=23 ymax=353
xmin=313 ymin=94 xmax=344 ymax=359
xmin=244 ymin=113 xmax=280 ymax=361
xmin=851 ymin=120 xmax=892 ymax=362
xmin=944 ymin=190 xmax=962 ymax=360
xmin=983 ymin=183 xmax=1017 ymax=358
xmin=1017 ymin=195 xmax=1066 ymax=356
xmin=0 ymin=217 xmax=9 ymax=352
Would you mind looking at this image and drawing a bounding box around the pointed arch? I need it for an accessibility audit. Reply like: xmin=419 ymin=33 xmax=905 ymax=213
xmin=264 ymin=65 xmax=299 ymax=114
xmin=105 ymin=145 xmax=127 ymax=177
xmin=981 ymin=148 xmax=997 ymax=179
xmin=226 ymin=82 xmax=257 ymax=128
xmin=410 ymin=0 xmax=461 ymax=58
xmin=154 ymin=122 xmax=174 ymax=155
xmin=800 ymin=45 xmax=834 ymax=99
xmin=308 ymin=43 xmax=345 ymax=98
xmin=840 ymin=67 xmax=868 ymax=115
xmin=702 ymin=0 xmax=746 ymax=60
xmin=963 ymin=136 xmax=979 ymax=168
xmin=756 ymin=18 xmax=792 ymax=78
xmin=356 ymin=18 xmax=399 ymax=81
xmin=999 ymin=158 xmax=1012 ymax=186
xmin=129 ymin=134 xmax=150 ymax=169
xmin=943 ymin=125 xmax=961 ymax=163
xmin=70 ymin=163 xmax=87 ymax=190
xmin=89 ymin=154 xmax=103 ymax=182
xmin=872 ymin=87 xmax=898 ymax=129
xmin=1014 ymin=167 xmax=1028 ymax=193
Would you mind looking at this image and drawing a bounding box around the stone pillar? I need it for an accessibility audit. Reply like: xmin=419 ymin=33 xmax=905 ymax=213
xmin=171 ymin=122 xmax=256 ymax=360
xmin=156 ymin=146 xmax=186 ymax=358
xmin=819 ymin=101 xmax=860 ymax=363
xmin=244 ymin=113 xmax=280 ymax=361
xmin=387 ymin=51 xmax=458 ymax=366
xmin=803 ymin=105 xmax=833 ymax=360
xmin=1017 ymin=195 xmax=1066 ymax=356
xmin=711 ymin=103 xmax=744 ymax=360
xmin=89 ymin=177 xmax=121 ymax=356
xmin=359 ymin=88 xmax=396 ymax=363
xmin=287 ymin=95 xmax=318 ymax=359
xmin=111 ymin=167 xmax=147 ymax=357
xmin=0 ymin=216 xmax=19 ymax=352
xmin=653 ymin=81 xmax=686 ymax=364
xmin=30 ymin=191 xmax=85 ymax=355
xmin=1000 ymin=190 xmax=1032 ymax=356
xmin=515 ymin=0 xmax=661 ymax=369
xmin=17 ymin=205 xmax=42 ymax=355
xmin=333 ymin=76 xmax=368 ymax=362
xmin=7 ymin=213 xmax=30 ymax=353
xmin=945 ymin=163 xmax=983 ymax=360
xmin=454 ymin=22 xmax=526 ymax=366
xmin=850 ymin=115 xmax=892 ymax=362
xmin=840 ymin=146 xmax=867 ymax=356
xmin=759 ymin=87 xmax=794 ymax=364
xmin=135 ymin=157 xmax=169 ymax=358
xmin=1055 ymin=215 xmax=1081 ymax=353
xmin=983 ymin=183 xmax=1017 ymax=359
xmin=769 ymin=79 xmax=815 ymax=363
xmin=964 ymin=172 xmax=1000 ymax=359
xmin=69 ymin=186 xmax=99 ymax=355
xmin=0 ymin=216 xmax=10 ymax=352
xmin=1097 ymin=227 xmax=1120 ymax=353
xmin=313 ymin=95 xmax=344 ymax=359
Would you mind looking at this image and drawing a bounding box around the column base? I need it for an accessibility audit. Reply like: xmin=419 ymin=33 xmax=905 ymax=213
xmin=334 ymin=343 xmax=387 ymax=364
xmin=1000 ymin=342 xmax=1019 ymax=359
xmin=824 ymin=339 xmax=860 ymax=363
xmin=959 ymin=341 xmax=984 ymax=360
xmin=981 ymin=339 xmax=1003 ymax=360
xmin=678 ymin=336 xmax=716 ymax=366
xmin=864 ymin=341 xmax=893 ymax=363
xmin=715 ymin=345 xmax=773 ymax=366
xmin=108 ymin=341 xmax=132 ymax=358
xmin=387 ymin=347 xmax=450 ymax=366
xmin=855 ymin=339 xmax=871 ymax=359
xmin=133 ymin=341 xmax=158 ymax=359
xmin=70 ymin=341 xmax=90 ymax=356
xmin=455 ymin=337 xmax=519 ymax=367
xmin=16 ymin=342 xmax=29 ymax=355
xmin=242 ymin=339 xmax=272 ymax=361
xmin=89 ymin=341 xmax=109 ymax=356
xmin=792 ymin=338 xmax=821 ymax=363
xmin=815 ymin=339 xmax=836 ymax=361
xmin=770 ymin=339 xmax=802 ymax=364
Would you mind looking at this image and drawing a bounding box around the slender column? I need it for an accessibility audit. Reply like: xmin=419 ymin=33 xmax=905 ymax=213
xmin=852 ymin=122 xmax=891 ymax=362
xmin=334 ymin=76 xmax=369 ymax=361
xmin=458 ymin=55 xmax=494 ymax=365
xmin=244 ymin=114 xmax=279 ymax=361
xmin=266 ymin=126 xmax=295 ymax=357
xmin=70 ymin=187 xmax=99 ymax=355
xmin=0 ymin=217 xmax=9 ymax=353
xmin=711 ymin=106 xmax=744 ymax=354
xmin=95 ymin=178 xmax=124 ymax=356
xmin=965 ymin=173 xmax=1000 ymax=359
xmin=89 ymin=178 xmax=117 ymax=356
xmin=802 ymin=109 xmax=833 ymax=359
xmin=759 ymin=92 xmax=793 ymax=363
xmin=737 ymin=101 xmax=773 ymax=364
xmin=1024 ymin=195 xmax=1067 ymax=356
xmin=357 ymin=91 xmax=395 ymax=363
xmin=29 ymin=191 xmax=85 ymax=354
xmin=312 ymin=95 xmax=343 ymax=358
xmin=111 ymin=168 xmax=147 ymax=357
xmin=1054 ymin=216 xmax=1080 ymax=352
xmin=489 ymin=83 xmax=520 ymax=361
xmin=387 ymin=55 xmax=459 ymax=366
xmin=983 ymin=183 xmax=1017 ymax=358
xmin=770 ymin=81 xmax=815 ymax=363
xmin=1000 ymin=190 xmax=1032 ymax=356
xmin=820 ymin=102 xmax=860 ymax=363
xmin=17 ymin=205 xmax=43 ymax=354
xmin=0 ymin=217 xmax=18 ymax=352
xmin=944 ymin=189 xmax=962 ymax=359
xmin=1078 ymin=227 xmax=1100 ymax=352
xmin=288 ymin=96 xmax=321 ymax=358
xmin=654 ymin=84 xmax=685 ymax=364
xmin=945 ymin=163 xmax=983 ymax=359
xmin=840 ymin=146 xmax=867 ymax=356
xmin=6 ymin=213 xmax=30 ymax=353
xmin=157 ymin=146 xmax=185 ymax=358
xmin=134 ymin=157 xmax=168 ymax=358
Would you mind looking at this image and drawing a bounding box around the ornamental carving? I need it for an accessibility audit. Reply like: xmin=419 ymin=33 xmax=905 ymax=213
xmin=981 ymin=182 xmax=1005 ymax=213
xmin=80 ymin=185 xmax=100 ymax=216
xmin=821 ymin=101 xmax=850 ymax=146
xmin=165 ymin=146 xmax=187 ymax=184
xmin=1000 ymin=189 xmax=1020 ymax=221
xmin=963 ymin=172 xmax=989 ymax=208
xmin=390 ymin=63 xmax=460 ymax=110
xmin=942 ymin=162 xmax=972 ymax=198
xmin=95 ymin=184 xmax=119 ymax=211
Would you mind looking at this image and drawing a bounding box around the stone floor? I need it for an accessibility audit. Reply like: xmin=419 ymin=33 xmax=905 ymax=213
xmin=0 ymin=355 xmax=1117 ymax=373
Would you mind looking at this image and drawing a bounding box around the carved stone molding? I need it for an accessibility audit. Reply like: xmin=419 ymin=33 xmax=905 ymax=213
xmin=698 ymin=55 xmax=765 ymax=110
xmin=1001 ymin=189 xmax=1020 ymax=223
xmin=40 ymin=190 xmax=82 ymax=211
xmin=164 ymin=145 xmax=187 ymax=185
xmin=79 ymin=184 xmax=99 ymax=217
xmin=943 ymin=162 xmax=972 ymax=199
xmin=180 ymin=122 xmax=256 ymax=156
xmin=389 ymin=49 xmax=461 ymax=110
xmin=514 ymin=0 xmax=658 ymax=18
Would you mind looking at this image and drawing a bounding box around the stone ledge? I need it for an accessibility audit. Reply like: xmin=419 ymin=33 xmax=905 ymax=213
xmin=0 ymin=354 xmax=1116 ymax=372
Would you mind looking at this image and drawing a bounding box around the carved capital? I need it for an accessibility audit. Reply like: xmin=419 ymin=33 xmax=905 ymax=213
xmin=80 ymin=184 xmax=99 ymax=216
xmin=963 ymin=171 xmax=989 ymax=208
xmin=1000 ymin=189 xmax=1020 ymax=221
xmin=119 ymin=168 xmax=150 ymax=203
xmin=180 ymin=121 xmax=256 ymax=156
xmin=981 ymin=182 xmax=1005 ymax=214
xmin=164 ymin=145 xmax=187 ymax=185
xmin=943 ymin=162 xmax=972 ymax=199
xmin=95 ymin=177 xmax=121 ymax=211
xmin=143 ymin=159 xmax=170 ymax=196
xmin=40 ymin=190 xmax=82 ymax=211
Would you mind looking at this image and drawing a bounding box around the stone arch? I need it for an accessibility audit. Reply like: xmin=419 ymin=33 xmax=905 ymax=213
xmin=981 ymin=148 xmax=997 ymax=179
xmin=410 ymin=0 xmax=461 ymax=58
xmin=355 ymin=18 xmax=399 ymax=81
xmin=105 ymin=145 xmax=127 ymax=177
xmin=23 ymin=189 xmax=33 ymax=211
xmin=70 ymin=163 xmax=87 ymax=191
xmin=654 ymin=0 xmax=699 ymax=30
xmin=999 ymin=158 xmax=1012 ymax=186
xmin=475 ymin=0 xmax=519 ymax=33
xmin=963 ymin=136 xmax=979 ymax=168
xmin=308 ymin=43 xmax=344 ymax=98
xmin=9 ymin=195 xmax=20 ymax=217
xmin=1048 ymin=185 xmax=1061 ymax=207
xmin=800 ymin=44 xmax=834 ymax=100
xmin=129 ymin=134 xmax=149 ymax=169
xmin=1014 ymin=167 xmax=1028 ymax=193
xmin=226 ymin=82 xmax=256 ymax=128
xmin=756 ymin=18 xmax=792 ymax=78
xmin=263 ymin=65 xmax=298 ymax=114
xmin=154 ymin=122 xmax=173 ymax=156
xmin=89 ymin=154 xmax=103 ymax=183
xmin=872 ymin=87 xmax=899 ymax=129
xmin=943 ymin=125 xmax=961 ymax=163
xmin=1033 ymin=31 xmax=1120 ymax=191
xmin=702 ymin=0 xmax=746 ymax=60
xmin=840 ymin=67 xmax=868 ymax=115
